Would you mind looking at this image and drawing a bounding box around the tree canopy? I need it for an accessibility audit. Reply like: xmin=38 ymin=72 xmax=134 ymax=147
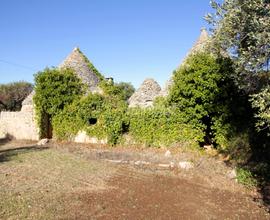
xmin=168 ymin=53 xmax=241 ymax=148
xmin=0 ymin=81 xmax=33 ymax=111
xmin=206 ymin=0 xmax=270 ymax=92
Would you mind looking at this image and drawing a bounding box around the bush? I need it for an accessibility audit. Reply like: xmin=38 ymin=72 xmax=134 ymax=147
xmin=168 ymin=53 xmax=242 ymax=149
xmin=99 ymin=80 xmax=135 ymax=103
xmin=53 ymin=94 xmax=105 ymax=140
xmin=114 ymin=82 xmax=135 ymax=101
xmin=128 ymin=106 xmax=202 ymax=147
xmin=236 ymin=168 xmax=257 ymax=188
xmin=34 ymin=68 xmax=84 ymax=138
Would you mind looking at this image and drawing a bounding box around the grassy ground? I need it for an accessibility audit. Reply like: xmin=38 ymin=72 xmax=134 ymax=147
xmin=0 ymin=140 xmax=269 ymax=219
xmin=0 ymin=142 xmax=116 ymax=219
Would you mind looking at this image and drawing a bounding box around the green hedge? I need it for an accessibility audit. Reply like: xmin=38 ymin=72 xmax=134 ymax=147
xmin=127 ymin=107 xmax=202 ymax=147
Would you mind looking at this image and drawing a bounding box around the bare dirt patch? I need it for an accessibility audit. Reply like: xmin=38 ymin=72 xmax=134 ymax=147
xmin=0 ymin=140 xmax=269 ymax=219
xmin=77 ymin=166 xmax=269 ymax=219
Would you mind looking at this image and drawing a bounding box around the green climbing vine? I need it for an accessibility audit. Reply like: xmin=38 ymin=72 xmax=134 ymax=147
xmin=33 ymin=68 xmax=84 ymax=138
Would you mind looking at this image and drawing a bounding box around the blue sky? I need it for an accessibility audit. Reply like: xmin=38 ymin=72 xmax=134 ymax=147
xmin=0 ymin=0 xmax=213 ymax=88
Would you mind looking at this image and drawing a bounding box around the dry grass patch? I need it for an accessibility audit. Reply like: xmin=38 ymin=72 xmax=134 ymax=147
xmin=0 ymin=145 xmax=116 ymax=219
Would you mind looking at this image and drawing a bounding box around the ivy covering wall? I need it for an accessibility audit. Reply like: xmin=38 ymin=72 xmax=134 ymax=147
xmin=33 ymin=68 xmax=84 ymax=138
xmin=52 ymin=93 xmax=128 ymax=145
xmin=33 ymin=52 xmax=252 ymax=149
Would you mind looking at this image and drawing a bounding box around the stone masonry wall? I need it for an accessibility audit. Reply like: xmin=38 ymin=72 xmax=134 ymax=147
xmin=0 ymin=105 xmax=39 ymax=140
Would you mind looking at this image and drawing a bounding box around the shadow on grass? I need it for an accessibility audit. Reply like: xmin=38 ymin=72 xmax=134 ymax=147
xmin=0 ymin=138 xmax=10 ymax=146
xmin=0 ymin=145 xmax=49 ymax=163
xmin=249 ymin=131 xmax=270 ymax=213
xmin=228 ymin=128 xmax=270 ymax=212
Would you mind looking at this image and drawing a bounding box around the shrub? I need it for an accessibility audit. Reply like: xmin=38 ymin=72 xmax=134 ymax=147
xmin=128 ymin=106 xmax=202 ymax=147
xmin=34 ymin=68 xmax=84 ymax=138
xmin=114 ymin=82 xmax=135 ymax=101
xmin=168 ymin=53 xmax=241 ymax=149
xmin=53 ymin=94 xmax=105 ymax=140
xmin=99 ymin=80 xmax=135 ymax=103
xmin=236 ymin=168 xmax=257 ymax=188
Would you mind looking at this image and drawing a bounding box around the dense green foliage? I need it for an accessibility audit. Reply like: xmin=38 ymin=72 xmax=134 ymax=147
xmin=98 ymin=80 xmax=134 ymax=102
xmin=206 ymin=0 xmax=270 ymax=92
xmin=53 ymin=93 xmax=128 ymax=145
xmin=33 ymin=63 xmax=134 ymax=145
xmin=115 ymin=82 xmax=135 ymax=101
xmin=250 ymin=86 xmax=270 ymax=131
xmin=32 ymin=53 xmax=251 ymax=150
xmin=236 ymin=168 xmax=258 ymax=187
xmin=168 ymin=53 xmax=241 ymax=149
xmin=0 ymin=81 xmax=33 ymax=111
xmin=206 ymin=0 xmax=270 ymax=134
xmin=127 ymin=106 xmax=201 ymax=147
xmin=33 ymin=68 xmax=84 ymax=138
xmin=206 ymin=0 xmax=270 ymax=186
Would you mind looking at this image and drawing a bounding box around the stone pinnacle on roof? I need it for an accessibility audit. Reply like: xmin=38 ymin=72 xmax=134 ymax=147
xmin=128 ymin=78 xmax=161 ymax=108
xmin=59 ymin=47 xmax=101 ymax=92
xmin=176 ymin=28 xmax=210 ymax=70
xmin=186 ymin=27 xmax=209 ymax=58
xmin=163 ymin=28 xmax=210 ymax=94
xmin=159 ymin=78 xmax=174 ymax=97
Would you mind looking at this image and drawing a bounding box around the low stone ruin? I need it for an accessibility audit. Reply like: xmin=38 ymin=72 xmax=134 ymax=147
xmin=0 ymin=93 xmax=39 ymax=140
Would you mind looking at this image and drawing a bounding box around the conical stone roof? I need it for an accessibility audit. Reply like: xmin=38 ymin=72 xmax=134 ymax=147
xmin=22 ymin=47 xmax=103 ymax=107
xmin=180 ymin=28 xmax=209 ymax=66
xmin=128 ymin=78 xmax=161 ymax=108
xmin=160 ymin=28 xmax=210 ymax=98
xmin=59 ymin=47 xmax=101 ymax=92
xmin=159 ymin=78 xmax=174 ymax=97
xmin=190 ymin=28 xmax=209 ymax=54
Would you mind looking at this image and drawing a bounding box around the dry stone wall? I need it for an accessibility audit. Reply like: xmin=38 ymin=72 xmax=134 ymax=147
xmin=0 ymin=104 xmax=39 ymax=140
xmin=73 ymin=131 xmax=107 ymax=144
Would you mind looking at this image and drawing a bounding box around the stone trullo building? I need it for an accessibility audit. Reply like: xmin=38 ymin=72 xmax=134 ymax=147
xmin=0 ymin=48 xmax=103 ymax=140
xmin=128 ymin=28 xmax=209 ymax=108
xmin=0 ymin=28 xmax=210 ymax=140
xmin=128 ymin=78 xmax=161 ymax=108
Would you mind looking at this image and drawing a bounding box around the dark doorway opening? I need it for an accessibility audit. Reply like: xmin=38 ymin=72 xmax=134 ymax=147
xmin=42 ymin=113 xmax=53 ymax=139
